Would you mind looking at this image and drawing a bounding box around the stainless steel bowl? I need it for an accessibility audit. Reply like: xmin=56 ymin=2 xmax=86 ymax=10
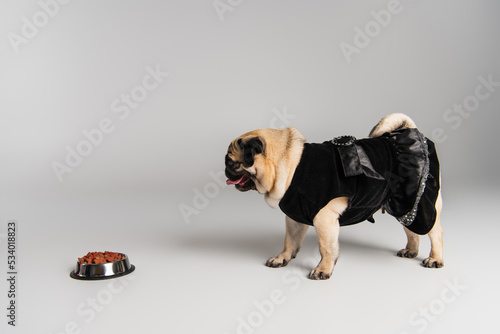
xmin=70 ymin=253 xmax=135 ymax=280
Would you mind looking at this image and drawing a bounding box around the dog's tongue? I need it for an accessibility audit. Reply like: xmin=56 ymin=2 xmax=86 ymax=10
xmin=226 ymin=174 xmax=248 ymax=186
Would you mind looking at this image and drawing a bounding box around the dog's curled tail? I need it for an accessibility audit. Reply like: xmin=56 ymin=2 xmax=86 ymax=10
xmin=369 ymin=113 xmax=417 ymax=138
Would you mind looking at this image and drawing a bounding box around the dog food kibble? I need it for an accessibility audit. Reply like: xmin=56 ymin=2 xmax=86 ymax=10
xmin=78 ymin=251 xmax=124 ymax=264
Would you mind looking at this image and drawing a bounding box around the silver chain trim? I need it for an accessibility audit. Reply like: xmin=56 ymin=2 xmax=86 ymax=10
xmin=397 ymin=132 xmax=430 ymax=227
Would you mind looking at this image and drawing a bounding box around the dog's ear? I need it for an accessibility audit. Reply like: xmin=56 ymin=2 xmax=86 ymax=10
xmin=238 ymin=137 xmax=265 ymax=167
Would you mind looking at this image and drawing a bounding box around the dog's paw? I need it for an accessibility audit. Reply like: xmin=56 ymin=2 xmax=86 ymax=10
xmin=397 ymin=248 xmax=418 ymax=258
xmin=422 ymin=257 xmax=444 ymax=268
xmin=308 ymin=268 xmax=332 ymax=280
xmin=265 ymin=256 xmax=289 ymax=268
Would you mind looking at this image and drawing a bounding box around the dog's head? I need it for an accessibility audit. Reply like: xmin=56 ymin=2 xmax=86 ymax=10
xmin=225 ymin=131 xmax=266 ymax=192
xmin=225 ymin=128 xmax=306 ymax=201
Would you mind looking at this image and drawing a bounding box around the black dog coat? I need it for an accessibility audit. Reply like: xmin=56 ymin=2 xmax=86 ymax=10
xmin=278 ymin=128 xmax=440 ymax=235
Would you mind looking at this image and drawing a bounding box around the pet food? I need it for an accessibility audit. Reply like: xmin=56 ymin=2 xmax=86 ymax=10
xmin=78 ymin=251 xmax=124 ymax=264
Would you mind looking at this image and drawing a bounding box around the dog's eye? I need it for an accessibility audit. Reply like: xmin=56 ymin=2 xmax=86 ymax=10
xmin=226 ymin=156 xmax=235 ymax=167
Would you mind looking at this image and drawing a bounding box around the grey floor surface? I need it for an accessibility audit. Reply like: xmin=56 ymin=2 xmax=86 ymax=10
xmin=1 ymin=186 xmax=497 ymax=334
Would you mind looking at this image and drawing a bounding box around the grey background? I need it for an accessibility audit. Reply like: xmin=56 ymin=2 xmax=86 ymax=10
xmin=1 ymin=1 xmax=499 ymax=334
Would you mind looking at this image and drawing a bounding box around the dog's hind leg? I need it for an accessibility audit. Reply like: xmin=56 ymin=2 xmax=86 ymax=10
xmin=266 ymin=216 xmax=308 ymax=268
xmin=422 ymin=191 xmax=444 ymax=268
xmin=397 ymin=227 xmax=420 ymax=258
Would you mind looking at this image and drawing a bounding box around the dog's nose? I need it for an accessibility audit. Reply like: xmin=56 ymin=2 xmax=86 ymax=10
xmin=225 ymin=162 xmax=243 ymax=180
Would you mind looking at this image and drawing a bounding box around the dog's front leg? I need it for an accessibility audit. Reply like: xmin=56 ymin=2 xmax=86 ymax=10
xmin=309 ymin=197 xmax=348 ymax=280
xmin=266 ymin=216 xmax=308 ymax=268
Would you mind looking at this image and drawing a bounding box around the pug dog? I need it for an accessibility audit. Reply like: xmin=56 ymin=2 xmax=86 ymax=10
xmin=225 ymin=113 xmax=443 ymax=280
